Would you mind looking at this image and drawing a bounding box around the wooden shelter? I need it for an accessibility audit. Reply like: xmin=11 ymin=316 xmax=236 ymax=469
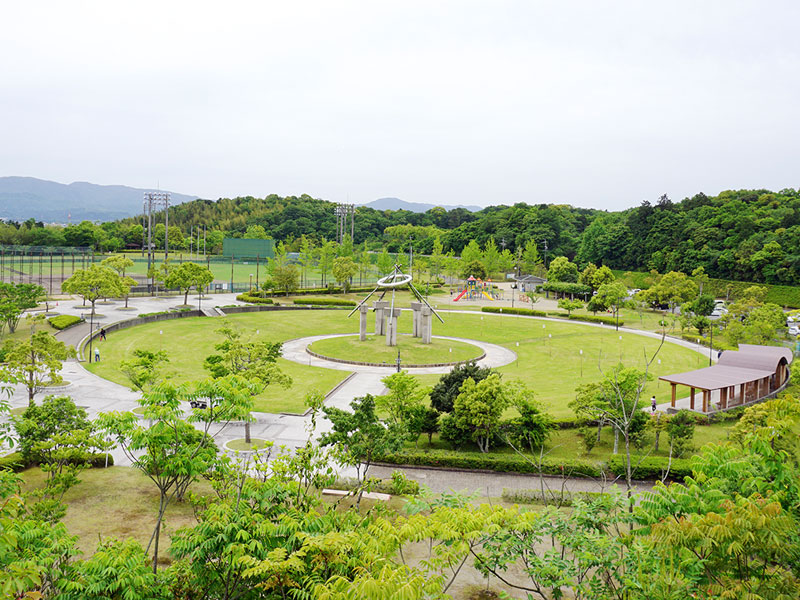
xmin=659 ymin=344 xmax=792 ymax=413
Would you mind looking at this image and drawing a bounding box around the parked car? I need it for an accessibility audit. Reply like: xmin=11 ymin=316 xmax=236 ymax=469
xmin=189 ymin=399 xmax=208 ymax=409
xmin=789 ymin=326 xmax=800 ymax=337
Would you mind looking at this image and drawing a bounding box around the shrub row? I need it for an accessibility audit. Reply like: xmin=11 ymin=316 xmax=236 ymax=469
xmin=236 ymin=293 xmax=274 ymax=304
xmin=375 ymin=449 xmax=603 ymax=478
xmin=0 ymin=452 xmax=26 ymax=472
xmin=501 ymin=488 xmax=610 ymax=506
xmin=293 ymin=297 xmax=357 ymax=307
xmin=138 ymin=308 xmax=193 ymax=318
xmin=330 ymin=475 xmax=420 ymax=496
xmin=605 ymin=455 xmax=692 ymax=482
xmin=679 ymin=333 xmax=732 ymax=351
xmin=47 ymin=315 xmax=83 ymax=330
xmin=259 ymin=286 xmax=376 ymax=297
xmin=481 ymin=306 xmax=548 ymax=317
xmin=567 ymin=314 xmax=623 ymax=326
xmin=0 ymin=452 xmax=113 ymax=472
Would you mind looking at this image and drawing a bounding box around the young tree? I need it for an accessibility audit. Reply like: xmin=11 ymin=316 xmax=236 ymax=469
xmin=119 ymin=349 xmax=171 ymax=392
xmin=2 ymin=331 xmax=75 ymax=405
xmin=460 ymin=240 xmax=483 ymax=265
xmin=101 ymin=254 xmax=136 ymax=308
xmin=521 ymin=239 xmax=543 ymax=276
xmin=298 ymin=235 xmax=316 ymax=288
xmin=502 ymin=382 xmax=553 ymax=454
xmin=357 ymin=241 xmax=371 ymax=283
xmin=272 ymin=262 xmax=299 ymax=295
xmin=96 ymin=381 xmax=222 ymax=573
xmin=579 ymin=262 xmax=598 ymax=289
xmin=332 ymin=256 xmax=357 ymax=292
xmin=204 ymin=324 xmax=291 ymax=442
xmin=319 ymin=394 xmax=406 ymax=494
xmin=14 ymin=395 xmax=92 ymax=464
xmin=595 ymin=281 xmax=628 ymax=329
xmin=452 ymin=374 xmax=509 ymax=453
xmin=0 ymin=282 xmax=46 ymax=333
xmin=164 ymin=262 xmax=214 ymax=306
xmin=317 ymin=239 xmax=336 ymax=286
xmin=377 ymin=370 xmax=428 ymax=426
xmin=483 ymin=238 xmax=502 ymax=277
xmin=376 ymin=247 xmax=395 ymax=275
xmin=428 ymin=237 xmax=445 ymax=281
xmin=557 ymin=298 xmax=583 ymax=315
xmin=591 ymin=265 xmax=615 ymax=288
xmin=460 ymin=259 xmax=487 ymax=280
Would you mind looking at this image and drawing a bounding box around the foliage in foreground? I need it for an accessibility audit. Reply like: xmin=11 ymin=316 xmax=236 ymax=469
xmin=3 ymin=394 xmax=800 ymax=599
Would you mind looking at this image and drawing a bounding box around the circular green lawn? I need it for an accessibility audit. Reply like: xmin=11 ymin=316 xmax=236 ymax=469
xmin=308 ymin=334 xmax=482 ymax=366
xmin=85 ymin=310 xmax=705 ymax=418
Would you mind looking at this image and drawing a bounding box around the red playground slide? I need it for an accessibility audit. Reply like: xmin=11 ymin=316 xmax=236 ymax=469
xmin=452 ymin=288 xmax=468 ymax=301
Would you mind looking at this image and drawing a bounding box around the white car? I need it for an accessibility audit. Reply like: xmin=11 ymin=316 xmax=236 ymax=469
xmin=790 ymin=326 xmax=800 ymax=337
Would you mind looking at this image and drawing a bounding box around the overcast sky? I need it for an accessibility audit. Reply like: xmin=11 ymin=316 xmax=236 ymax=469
xmin=2 ymin=1 xmax=799 ymax=211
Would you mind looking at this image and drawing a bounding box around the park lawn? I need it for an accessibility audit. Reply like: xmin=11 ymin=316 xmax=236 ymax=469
xmin=84 ymin=313 xmax=355 ymax=414
xmin=0 ymin=315 xmax=57 ymax=343
xmin=309 ymin=334 xmax=482 ymax=365
xmin=86 ymin=310 xmax=701 ymax=418
xmin=19 ymin=466 xmax=214 ymax=558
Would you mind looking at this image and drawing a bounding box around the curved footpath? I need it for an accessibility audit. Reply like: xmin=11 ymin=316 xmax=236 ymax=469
xmin=3 ymin=297 xmax=707 ymax=495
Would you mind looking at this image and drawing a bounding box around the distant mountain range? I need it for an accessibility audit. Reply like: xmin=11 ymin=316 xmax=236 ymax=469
xmin=0 ymin=177 xmax=199 ymax=222
xmin=359 ymin=197 xmax=481 ymax=213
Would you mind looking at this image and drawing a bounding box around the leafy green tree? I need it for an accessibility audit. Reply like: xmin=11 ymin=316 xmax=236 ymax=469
xmin=579 ymin=262 xmax=597 ymax=289
xmin=429 ymin=361 xmax=494 ymax=413
xmin=272 ymin=262 xmax=299 ymax=295
xmin=2 ymin=331 xmax=75 ymax=405
xmin=119 ymin=349 xmax=171 ymax=392
xmin=204 ymin=324 xmax=291 ymax=442
xmin=320 ymin=394 xmax=405 ymax=487
xmin=502 ymin=382 xmax=552 ymax=453
xmin=591 ymin=265 xmax=615 ymax=288
xmin=243 ymin=224 xmax=269 ymax=239
xmin=14 ymin=395 xmax=92 ymax=464
xmin=666 ymin=409 xmax=695 ymax=458
xmin=460 ymin=239 xmax=483 ymax=264
xmin=378 ymin=370 xmax=428 ymax=426
xmin=428 ymin=236 xmax=445 ymax=280
xmin=483 ymin=238 xmax=502 ymax=276
xmin=521 ymin=238 xmax=543 ymax=276
xmin=546 ymin=256 xmax=579 ymax=282
xmin=460 ymin=259 xmax=487 ymax=280
xmin=452 ymin=374 xmax=509 ymax=453
xmin=640 ymin=271 xmax=698 ymax=312
xmin=0 ymin=282 xmax=46 ymax=333
xmin=557 ymin=298 xmax=583 ymax=315
xmin=332 ymin=256 xmax=357 ymax=292
xmin=164 ymin=262 xmax=214 ymax=306
xmin=101 ymin=254 xmax=136 ymax=308
xmin=62 ymin=264 xmax=128 ymax=321
xmin=317 ymin=239 xmax=336 ymax=286
xmin=298 ymin=234 xmax=316 ymax=287
xmin=96 ymin=381 xmax=223 ymax=573
xmin=357 ymin=240 xmax=371 ymax=283
xmin=377 ymin=247 xmax=395 ymax=275
xmin=595 ymin=281 xmax=628 ymax=328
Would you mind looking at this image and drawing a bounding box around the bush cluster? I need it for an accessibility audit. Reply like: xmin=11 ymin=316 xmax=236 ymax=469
xmin=0 ymin=452 xmax=26 ymax=472
xmin=292 ymin=297 xmax=357 ymax=307
xmin=567 ymin=314 xmax=622 ymax=326
xmin=542 ymin=282 xmax=593 ymax=296
xmin=330 ymin=473 xmax=420 ymax=496
xmin=47 ymin=315 xmax=83 ymax=330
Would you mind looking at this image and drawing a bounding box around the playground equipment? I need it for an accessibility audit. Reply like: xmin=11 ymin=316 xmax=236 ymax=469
xmin=452 ymin=275 xmax=498 ymax=302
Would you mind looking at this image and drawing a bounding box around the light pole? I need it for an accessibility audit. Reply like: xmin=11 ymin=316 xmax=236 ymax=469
xmin=249 ymin=274 xmax=254 ymax=291
xmin=396 ymin=349 xmax=401 ymax=373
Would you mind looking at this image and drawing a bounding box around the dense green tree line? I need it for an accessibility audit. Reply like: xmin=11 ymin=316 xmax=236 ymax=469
xmin=5 ymin=188 xmax=800 ymax=285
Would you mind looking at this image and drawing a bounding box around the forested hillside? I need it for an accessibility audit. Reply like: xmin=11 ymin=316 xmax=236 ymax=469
xmin=3 ymin=188 xmax=800 ymax=285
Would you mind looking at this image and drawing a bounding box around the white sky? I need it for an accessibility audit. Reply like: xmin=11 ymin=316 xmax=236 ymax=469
xmin=2 ymin=1 xmax=799 ymax=210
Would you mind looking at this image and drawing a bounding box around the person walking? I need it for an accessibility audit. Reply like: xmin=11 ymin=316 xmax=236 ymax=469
xmin=94 ymin=347 xmax=100 ymax=362
xmin=100 ymin=328 xmax=106 ymax=341
xmin=651 ymin=395 xmax=657 ymax=413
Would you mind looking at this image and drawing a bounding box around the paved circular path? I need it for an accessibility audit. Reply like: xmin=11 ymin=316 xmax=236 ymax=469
xmin=282 ymin=333 xmax=517 ymax=374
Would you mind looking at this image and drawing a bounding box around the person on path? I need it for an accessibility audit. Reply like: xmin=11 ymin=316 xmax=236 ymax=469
xmin=651 ymin=395 xmax=657 ymax=413
xmin=100 ymin=328 xmax=106 ymax=341
xmin=94 ymin=347 xmax=100 ymax=362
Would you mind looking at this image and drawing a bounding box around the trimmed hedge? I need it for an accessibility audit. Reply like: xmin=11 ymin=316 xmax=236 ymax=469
xmin=481 ymin=306 xmax=548 ymax=317
xmin=0 ymin=452 xmax=26 ymax=472
xmin=376 ymin=449 xmax=603 ymax=478
xmin=293 ymin=297 xmax=357 ymax=307
xmin=139 ymin=308 xmax=193 ymax=317
xmin=236 ymin=293 xmax=274 ymax=305
xmin=679 ymin=333 xmax=734 ymax=351
xmin=47 ymin=314 xmax=83 ymax=330
xmin=502 ymin=488 xmax=610 ymax=506
xmin=605 ymin=455 xmax=692 ymax=482
xmin=567 ymin=314 xmax=622 ymax=326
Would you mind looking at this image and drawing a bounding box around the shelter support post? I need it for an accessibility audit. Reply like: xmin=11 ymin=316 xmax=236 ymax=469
xmin=702 ymin=389 xmax=709 ymax=413
xmin=690 ymin=387 xmax=695 ymax=411
xmin=671 ymin=383 xmax=676 ymax=408
xmin=720 ymin=386 xmax=728 ymax=410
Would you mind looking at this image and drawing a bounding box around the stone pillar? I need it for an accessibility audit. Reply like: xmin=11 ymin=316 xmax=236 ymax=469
xmin=373 ymin=301 xmax=390 ymax=335
xmin=410 ymin=302 xmax=423 ymax=337
xmin=421 ymin=306 xmax=433 ymax=344
xmin=358 ymin=304 xmax=369 ymax=341
xmin=385 ymin=308 xmax=402 ymax=346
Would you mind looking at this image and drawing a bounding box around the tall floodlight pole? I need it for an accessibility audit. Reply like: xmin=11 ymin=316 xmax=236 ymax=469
xmin=143 ymin=192 xmax=170 ymax=289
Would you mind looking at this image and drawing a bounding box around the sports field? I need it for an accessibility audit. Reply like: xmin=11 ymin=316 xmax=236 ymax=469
xmin=86 ymin=310 xmax=703 ymax=417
